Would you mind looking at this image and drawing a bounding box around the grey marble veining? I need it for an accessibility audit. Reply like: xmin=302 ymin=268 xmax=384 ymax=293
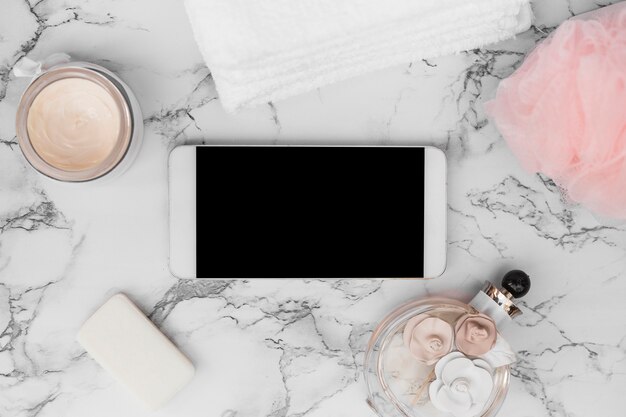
xmin=1 ymin=1 xmax=626 ymax=416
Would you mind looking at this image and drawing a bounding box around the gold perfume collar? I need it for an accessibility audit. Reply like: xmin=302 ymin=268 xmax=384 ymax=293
xmin=483 ymin=281 xmax=523 ymax=318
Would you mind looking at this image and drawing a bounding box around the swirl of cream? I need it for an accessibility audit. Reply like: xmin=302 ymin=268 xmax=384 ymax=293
xmin=402 ymin=315 xmax=453 ymax=365
xmin=429 ymin=352 xmax=494 ymax=417
xmin=454 ymin=314 xmax=497 ymax=356
xmin=27 ymin=78 xmax=121 ymax=171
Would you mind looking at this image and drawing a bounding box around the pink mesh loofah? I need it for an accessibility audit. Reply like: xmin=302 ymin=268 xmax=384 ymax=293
xmin=486 ymin=2 xmax=626 ymax=219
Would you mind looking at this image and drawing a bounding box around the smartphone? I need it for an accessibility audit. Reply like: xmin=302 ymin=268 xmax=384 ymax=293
xmin=169 ymin=145 xmax=446 ymax=279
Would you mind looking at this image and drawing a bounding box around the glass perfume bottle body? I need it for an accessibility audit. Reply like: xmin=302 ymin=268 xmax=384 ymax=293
xmin=364 ymin=298 xmax=510 ymax=417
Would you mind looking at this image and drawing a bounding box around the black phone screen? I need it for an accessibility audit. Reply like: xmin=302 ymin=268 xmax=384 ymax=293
xmin=195 ymin=146 xmax=424 ymax=278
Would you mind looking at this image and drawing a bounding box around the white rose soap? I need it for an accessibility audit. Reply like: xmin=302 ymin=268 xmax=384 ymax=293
xmin=364 ymin=270 xmax=530 ymax=417
xmin=429 ymin=352 xmax=494 ymax=417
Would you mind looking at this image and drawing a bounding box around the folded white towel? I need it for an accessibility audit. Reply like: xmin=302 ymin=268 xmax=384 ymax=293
xmin=184 ymin=0 xmax=532 ymax=112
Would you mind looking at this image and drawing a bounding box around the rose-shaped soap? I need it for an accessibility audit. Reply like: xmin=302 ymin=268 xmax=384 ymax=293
xmin=403 ymin=315 xmax=453 ymax=365
xmin=429 ymin=352 xmax=494 ymax=417
xmin=455 ymin=314 xmax=497 ymax=356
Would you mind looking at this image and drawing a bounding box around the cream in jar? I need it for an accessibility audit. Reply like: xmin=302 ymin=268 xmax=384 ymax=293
xmin=16 ymin=62 xmax=143 ymax=182
xmin=26 ymin=78 xmax=121 ymax=171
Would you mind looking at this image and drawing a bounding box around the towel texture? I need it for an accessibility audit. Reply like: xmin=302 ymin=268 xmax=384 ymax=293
xmin=185 ymin=0 xmax=532 ymax=112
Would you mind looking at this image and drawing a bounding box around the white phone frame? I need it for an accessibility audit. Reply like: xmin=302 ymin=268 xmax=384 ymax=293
xmin=169 ymin=145 xmax=446 ymax=279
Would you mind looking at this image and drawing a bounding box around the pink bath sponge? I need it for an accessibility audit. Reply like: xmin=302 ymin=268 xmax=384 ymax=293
xmin=486 ymin=3 xmax=626 ymax=219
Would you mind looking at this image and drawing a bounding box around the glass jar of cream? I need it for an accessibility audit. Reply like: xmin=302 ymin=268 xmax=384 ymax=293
xmin=364 ymin=271 xmax=530 ymax=417
xmin=15 ymin=59 xmax=143 ymax=182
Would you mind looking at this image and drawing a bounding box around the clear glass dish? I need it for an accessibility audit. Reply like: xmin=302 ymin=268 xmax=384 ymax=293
xmin=15 ymin=61 xmax=143 ymax=183
xmin=364 ymin=297 xmax=510 ymax=417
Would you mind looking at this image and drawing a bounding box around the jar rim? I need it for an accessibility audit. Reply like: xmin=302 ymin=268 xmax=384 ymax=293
xmin=16 ymin=64 xmax=134 ymax=182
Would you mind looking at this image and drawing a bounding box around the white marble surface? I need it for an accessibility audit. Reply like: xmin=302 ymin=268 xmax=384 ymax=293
xmin=1 ymin=1 xmax=626 ymax=416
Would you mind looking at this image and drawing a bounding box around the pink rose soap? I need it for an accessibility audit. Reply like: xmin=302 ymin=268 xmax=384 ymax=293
xmin=403 ymin=315 xmax=453 ymax=365
xmin=454 ymin=314 xmax=497 ymax=356
xmin=486 ymin=2 xmax=626 ymax=219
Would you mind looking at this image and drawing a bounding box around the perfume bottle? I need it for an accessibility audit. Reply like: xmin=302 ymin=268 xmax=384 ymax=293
xmin=364 ymin=271 xmax=530 ymax=417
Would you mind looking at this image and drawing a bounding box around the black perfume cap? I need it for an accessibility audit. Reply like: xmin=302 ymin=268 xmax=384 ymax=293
xmin=470 ymin=270 xmax=531 ymax=324
xmin=501 ymin=270 xmax=531 ymax=299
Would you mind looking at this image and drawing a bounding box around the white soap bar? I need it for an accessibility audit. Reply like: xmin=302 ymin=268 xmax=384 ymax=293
xmin=78 ymin=293 xmax=195 ymax=410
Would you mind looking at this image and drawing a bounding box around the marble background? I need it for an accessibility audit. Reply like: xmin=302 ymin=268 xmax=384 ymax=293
xmin=1 ymin=0 xmax=625 ymax=416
